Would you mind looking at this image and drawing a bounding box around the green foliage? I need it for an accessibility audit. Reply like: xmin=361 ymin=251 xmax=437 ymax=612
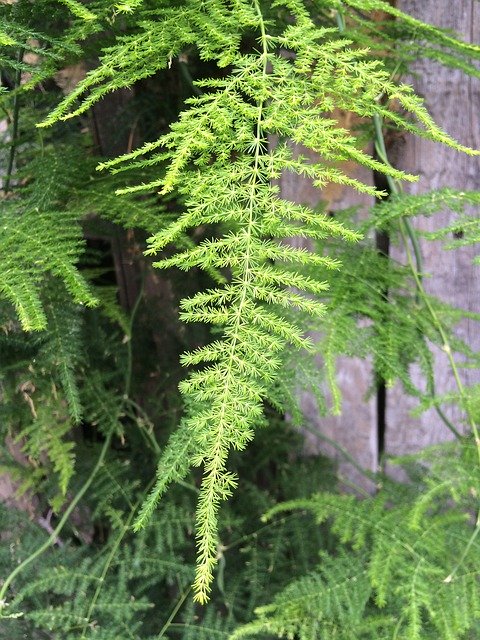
xmin=0 ymin=188 xmax=96 ymax=332
xmin=0 ymin=0 xmax=480 ymax=636
xmin=0 ymin=420 xmax=335 ymax=639
xmin=56 ymin=0 xmax=478 ymax=600
xmin=372 ymin=187 xmax=480 ymax=265
xmin=231 ymin=552 xmax=372 ymax=640
xmin=239 ymin=441 xmax=480 ymax=639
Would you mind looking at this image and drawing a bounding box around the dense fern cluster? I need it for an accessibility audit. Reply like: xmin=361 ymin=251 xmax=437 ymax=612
xmin=0 ymin=0 xmax=480 ymax=636
xmin=42 ymin=0 xmax=480 ymax=600
xmin=234 ymin=441 xmax=480 ymax=639
xmin=0 ymin=421 xmax=335 ymax=638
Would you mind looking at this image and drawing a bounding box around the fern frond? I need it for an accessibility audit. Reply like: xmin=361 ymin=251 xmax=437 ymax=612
xmin=230 ymin=552 xmax=370 ymax=640
xmin=371 ymin=188 xmax=480 ymax=228
xmin=39 ymin=295 xmax=84 ymax=422
xmin=57 ymin=0 xmax=97 ymax=21
xmin=16 ymin=390 xmax=76 ymax=507
xmin=0 ymin=129 xmax=97 ymax=331
xmin=35 ymin=0 xmax=480 ymax=605
xmin=0 ymin=200 xmax=96 ymax=331
xmin=262 ymin=446 xmax=480 ymax=640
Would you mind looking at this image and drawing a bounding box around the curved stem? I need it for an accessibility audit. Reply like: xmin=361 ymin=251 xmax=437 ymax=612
xmin=0 ymin=433 xmax=112 ymax=614
xmin=335 ymin=5 xmax=346 ymax=32
xmin=373 ymin=113 xmax=424 ymax=280
xmin=399 ymin=221 xmax=480 ymax=451
xmin=156 ymin=587 xmax=191 ymax=638
xmin=444 ymin=517 xmax=480 ymax=583
xmin=301 ymin=422 xmax=379 ymax=484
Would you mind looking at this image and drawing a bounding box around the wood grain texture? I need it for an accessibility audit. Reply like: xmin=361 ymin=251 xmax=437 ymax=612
xmin=386 ymin=0 xmax=480 ymax=455
xmin=280 ymin=134 xmax=378 ymax=487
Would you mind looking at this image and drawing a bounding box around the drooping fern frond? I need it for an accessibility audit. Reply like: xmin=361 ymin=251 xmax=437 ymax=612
xmin=35 ymin=0 xmax=480 ymax=602
xmin=15 ymin=392 xmax=76 ymax=511
xmin=39 ymin=294 xmax=84 ymax=422
xmin=0 ymin=199 xmax=96 ymax=331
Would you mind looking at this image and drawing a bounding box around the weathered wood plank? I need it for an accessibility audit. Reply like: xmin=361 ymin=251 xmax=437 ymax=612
xmin=280 ymin=135 xmax=378 ymax=487
xmin=387 ymin=0 xmax=480 ymax=455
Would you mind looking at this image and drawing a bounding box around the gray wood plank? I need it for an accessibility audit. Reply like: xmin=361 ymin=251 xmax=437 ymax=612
xmin=280 ymin=137 xmax=378 ymax=487
xmin=387 ymin=0 xmax=480 ymax=456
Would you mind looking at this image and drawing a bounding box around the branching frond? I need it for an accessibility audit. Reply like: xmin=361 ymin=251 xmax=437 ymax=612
xmin=32 ymin=0 xmax=479 ymax=601
xmin=260 ymin=444 xmax=480 ymax=639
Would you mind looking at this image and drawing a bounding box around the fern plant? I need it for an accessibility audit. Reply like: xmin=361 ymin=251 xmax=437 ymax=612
xmin=1 ymin=0 xmax=480 ymax=625
xmin=48 ymin=0 xmax=480 ymax=601
xmin=0 ymin=413 xmax=336 ymax=639
xmin=233 ymin=440 xmax=480 ymax=639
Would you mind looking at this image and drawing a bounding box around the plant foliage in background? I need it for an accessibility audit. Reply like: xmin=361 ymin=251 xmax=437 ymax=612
xmin=0 ymin=0 xmax=479 ymax=637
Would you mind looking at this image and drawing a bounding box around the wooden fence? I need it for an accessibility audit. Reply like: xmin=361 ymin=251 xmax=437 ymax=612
xmin=283 ymin=0 xmax=480 ymax=485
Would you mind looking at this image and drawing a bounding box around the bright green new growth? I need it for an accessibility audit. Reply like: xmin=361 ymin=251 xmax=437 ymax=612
xmin=35 ymin=0 xmax=480 ymax=602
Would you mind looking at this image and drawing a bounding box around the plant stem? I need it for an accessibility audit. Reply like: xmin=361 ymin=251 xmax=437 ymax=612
xmin=302 ymin=422 xmax=379 ymax=483
xmin=399 ymin=221 xmax=480 ymax=451
xmin=156 ymin=587 xmax=191 ymax=638
xmin=0 ymin=433 xmax=112 ymax=615
xmin=444 ymin=517 xmax=480 ymax=583
xmin=335 ymin=5 xmax=346 ymax=32
xmin=80 ymin=475 xmax=156 ymax=638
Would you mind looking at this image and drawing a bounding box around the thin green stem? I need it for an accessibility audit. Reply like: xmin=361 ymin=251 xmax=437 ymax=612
xmin=399 ymin=221 xmax=480 ymax=451
xmin=444 ymin=519 xmax=480 ymax=583
xmin=379 ymin=117 xmax=469 ymax=438
xmin=156 ymin=587 xmax=191 ymax=638
xmin=373 ymin=113 xmax=424 ymax=281
xmin=222 ymin=512 xmax=303 ymax=553
xmin=374 ymin=117 xmax=461 ymax=438
xmin=124 ymin=401 xmax=200 ymax=495
xmin=80 ymin=476 xmax=156 ymax=638
xmin=301 ymin=422 xmax=379 ymax=483
xmin=337 ymin=474 xmax=372 ymax=498
xmin=400 ymin=230 xmax=480 ymax=590
xmin=335 ymin=5 xmax=346 ymax=32
xmin=0 ymin=433 xmax=112 ymax=614
xmin=167 ymin=622 xmax=229 ymax=637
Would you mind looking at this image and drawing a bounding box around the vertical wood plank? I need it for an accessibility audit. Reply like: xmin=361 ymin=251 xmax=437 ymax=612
xmin=280 ymin=139 xmax=378 ymax=487
xmin=386 ymin=0 xmax=480 ymax=455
